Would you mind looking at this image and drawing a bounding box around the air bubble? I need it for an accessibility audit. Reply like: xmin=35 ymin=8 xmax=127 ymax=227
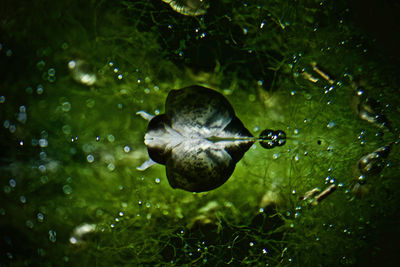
xmin=4 ymin=186 xmax=11 ymax=193
xmin=63 ymin=185 xmax=73 ymax=195
xmin=37 ymin=84 xmax=44 ymax=94
xmin=49 ymin=230 xmax=57 ymax=242
xmin=20 ymin=195 xmax=27 ymax=203
xmin=107 ymin=163 xmax=115 ymax=171
xmin=327 ymin=121 xmax=335 ymax=128
xmin=62 ymin=125 xmax=71 ymax=135
xmin=37 ymin=213 xmax=44 ymax=222
xmin=38 ymin=151 xmax=46 ymax=160
xmin=39 ymin=139 xmax=48 ymax=148
xmin=87 ymin=154 xmax=94 ymax=163
xmin=26 ymin=220 xmax=34 ymax=229
xmin=62 ymin=102 xmax=71 ymax=112
xmin=48 ymin=68 xmax=56 ymax=76
xmin=9 ymin=179 xmax=16 ymax=187
xmin=107 ymin=134 xmax=115 ymax=142
xmin=38 ymin=165 xmax=46 ymax=173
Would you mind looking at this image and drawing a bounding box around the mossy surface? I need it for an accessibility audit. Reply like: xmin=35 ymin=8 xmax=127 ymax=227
xmin=1 ymin=0 xmax=400 ymax=266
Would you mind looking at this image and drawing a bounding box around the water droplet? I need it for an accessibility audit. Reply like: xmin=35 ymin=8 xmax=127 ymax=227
xmin=155 ymin=178 xmax=161 ymax=184
xmin=0 ymin=96 xmax=5 ymax=103
xmin=249 ymin=242 xmax=254 ymax=247
xmin=123 ymin=146 xmax=130 ymax=153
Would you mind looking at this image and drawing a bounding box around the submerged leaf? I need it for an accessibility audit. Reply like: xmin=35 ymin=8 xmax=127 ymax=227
xmin=144 ymin=86 xmax=254 ymax=192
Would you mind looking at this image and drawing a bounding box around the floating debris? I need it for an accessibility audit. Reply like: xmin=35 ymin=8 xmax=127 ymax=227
xmin=162 ymin=0 xmax=209 ymax=16
xmin=188 ymin=201 xmax=220 ymax=231
xmin=138 ymin=86 xmax=286 ymax=192
xmin=311 ymin=184 xmax=337 ymax=206
xmin=68 ymin=59 xmax=97 ymax=86
xmin=69 ymin=223 xmax=96 ymax=245
xmin=357 ymin=143 xmax=393 ymax=176
xmin=351 ymin=81 xmax=392 ymax=131
xmin=301 ymin=185 xmax=336 ymax=206
xmin=310 ymin=62 xmax=335 ymax=85
xmin=351 ymin=143 xmax=393 ymax=197
xmin=300 ymin=188 xmax=321 ymax=201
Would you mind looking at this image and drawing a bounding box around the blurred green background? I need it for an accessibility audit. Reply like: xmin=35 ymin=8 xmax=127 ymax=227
xmin=1 ymin=0 xmax=400 ymax=266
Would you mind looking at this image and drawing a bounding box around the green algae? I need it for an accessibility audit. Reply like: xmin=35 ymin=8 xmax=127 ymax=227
xmin=1 ymin=0 xmax=400 ymax=266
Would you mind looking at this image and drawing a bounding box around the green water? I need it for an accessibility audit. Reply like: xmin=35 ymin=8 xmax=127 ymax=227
xmin=1 ymin=0 xmax=400 ymax=266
